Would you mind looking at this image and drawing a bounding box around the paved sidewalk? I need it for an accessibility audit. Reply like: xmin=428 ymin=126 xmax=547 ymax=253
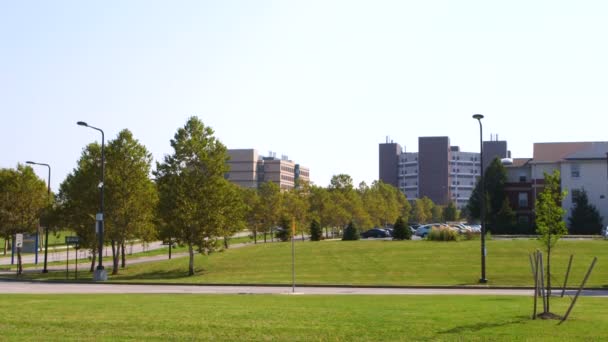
xmin=1 ymin=281 xmax=608 ymax=296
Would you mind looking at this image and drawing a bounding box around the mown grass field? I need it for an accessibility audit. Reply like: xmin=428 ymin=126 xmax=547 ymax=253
xmin=7 ymin=239 xmax=608 ymax=287
xmin=0 ymin=294 xmax=606 ymax=341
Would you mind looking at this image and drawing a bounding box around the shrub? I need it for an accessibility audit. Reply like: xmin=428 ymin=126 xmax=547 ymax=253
xmin=342 ymin=221 xmax=360 ymax=241
xmin=393 ymin=216 xmax=411 ymax=240
xmin=427 ymin=227 xmax=458 ymax=241
xmin=462 ymin=230 xmax=480 ymax=240
xmin=309 ymin=219 xmax=323 ymax=241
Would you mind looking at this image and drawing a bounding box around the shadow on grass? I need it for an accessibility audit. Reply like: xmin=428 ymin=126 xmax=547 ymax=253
xmin=112 ymin=268 xmax=206 ymax=281
xmin=439 ymin=316 xmax=528 ymax=335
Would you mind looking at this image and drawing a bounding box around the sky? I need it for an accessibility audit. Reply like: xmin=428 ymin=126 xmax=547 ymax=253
xmin=2 ymin=1 xmax=608 ymax=191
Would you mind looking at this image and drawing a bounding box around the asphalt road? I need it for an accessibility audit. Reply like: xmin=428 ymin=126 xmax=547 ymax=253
xmin=1 ymin=281 xmax=608 ymax=296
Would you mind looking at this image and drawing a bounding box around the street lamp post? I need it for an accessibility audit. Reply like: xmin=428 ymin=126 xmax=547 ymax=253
xmin=472 ymin=114 xmax=487 ymax=283
xmin=77 ymin=121 xmax=107 ymax=281
xmin=25 ymin=161 xmax=51 ymax=273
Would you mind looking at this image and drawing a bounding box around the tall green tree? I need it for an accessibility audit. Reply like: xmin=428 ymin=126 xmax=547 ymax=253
xmin=568 ymin=189 xmax=603 ymax=235
xmin=308 ymin=185 xmax=334 ymax=239
xmin=412 ymin=196 xmax=435 ymax=223
xmin=155 ymin=117 xmax=243 ymax=276
xmin=258 ymin=181 xmax=283 ymax=242
xmin=105 ymin=129 xmax=158 ymax=273
xmin=392 ymin=216 xmax=411 ymax=240
xmin=535 ymin=170 xmax=567 ymax=315
xmin=467 ymin=157 xmax=508 ymax=230
xmin=56 ymin=143 xmax=103 ymax=271
xmin=443 ymin=201 xmax=459 ymax=221
xmin=342 ymin=221 xmax=359 ymax=241
xmin=431 ymin=205 xmax=444 ymax=223
xmin=283 ymin=186 xmax=310 ymax=240
xmin=309 ymin=219 xmax=322 ymax=241
xmin=0 ymin=165 xmax=48 ymax=271
xmin=241 ymin=187 xmax=263 ymax=243
xmin=494 ymin=198 xmax=516 ymax=234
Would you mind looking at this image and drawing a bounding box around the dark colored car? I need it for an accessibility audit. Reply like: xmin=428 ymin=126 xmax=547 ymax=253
xmin=360 ymin=228 xmax=391 ymax=238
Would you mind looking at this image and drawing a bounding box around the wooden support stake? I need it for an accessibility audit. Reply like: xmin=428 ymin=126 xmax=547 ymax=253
xmin=561 ymin=255 xmax=573 ymax=298
xmin=533 ymin=251 xmax=540 ymax=319
xmin=559 ymin=257 xmax=598 ymax=324
xmin=538 ymin=251 xmax=547 ymax=313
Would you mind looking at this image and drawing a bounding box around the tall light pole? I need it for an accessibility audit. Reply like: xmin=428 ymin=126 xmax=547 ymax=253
xmin=77 ymin=121 xmax=107 ymax=281
xmin=472 ymin=114 xmax=487 ymax=283
xmin=25 ymin=161 xmax=51 ymax=273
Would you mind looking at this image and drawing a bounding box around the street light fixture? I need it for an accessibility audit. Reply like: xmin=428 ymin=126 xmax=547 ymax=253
xmin=25 ymin=161 xmax=51 ymax=273
xmin=472 ymin=114 xmax=487 ymax=283
xmin=77 ymin=121 xmax=107 ymax=281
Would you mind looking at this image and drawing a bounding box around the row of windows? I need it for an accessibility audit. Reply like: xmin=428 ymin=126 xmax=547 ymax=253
xmin=281 ymin=175 xmax=294 ymax=182
xmin=452 ymin=168 xmax=478 ymax=174
xmin=452 ymin=181 xmax=475 ymax=186
xmin=281 ymin=166 xmax=295 ymax=173
xmin=452 ymin=156 xmax=478 ymax=161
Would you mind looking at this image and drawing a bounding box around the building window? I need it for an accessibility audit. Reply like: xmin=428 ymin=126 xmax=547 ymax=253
xmin=518 ymin=192 xmax=528 ymax=208
xmin=518 ymin=215 xmax=530 ymax=225
xmin=571 ymin=164 xmax=580 ymax=178
xmin=519 ymin=175 xmax=527 ymax=182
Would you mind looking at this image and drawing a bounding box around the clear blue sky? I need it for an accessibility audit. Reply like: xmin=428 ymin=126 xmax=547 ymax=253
xmin=2 ymin=1 xmax=608 ymax=191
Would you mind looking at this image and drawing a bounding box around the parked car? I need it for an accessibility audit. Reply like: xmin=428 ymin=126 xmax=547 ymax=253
xmin=361 ymin=228 xmax=391 ymax=238
xmin=415 ymin=224 xmax=442 ymax=238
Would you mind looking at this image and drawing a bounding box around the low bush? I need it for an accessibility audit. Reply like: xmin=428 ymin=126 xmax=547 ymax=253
xmin=427 ymin=227 xmax=458 ymax=241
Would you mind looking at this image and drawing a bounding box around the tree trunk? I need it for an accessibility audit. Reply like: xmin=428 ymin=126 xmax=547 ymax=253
xmin=223 ymin=236 xmax=229 ymax=249
xmin=121 ymin=242 xmax=126 ymax=268
xmin=111 ymin=240 xmax=119 ymax=275
xmin=325 ymin=227 xmax=329 ymax=239
xmin=90 ymin=248 xmax=96 ymax=272
xmin=253 ymin=230 xmax=257 ymax=244
xmin=301 ymin=231 xmax=305 ymax=241
xmin=3 ymin=238 xmax=7 ymax=255
xmin=17 ymin=247 xmax=23 ymax=275
xmin=188 ymin=243 xmax=194 ymax=276
xmin=263 ymin=232 xmax=267 ymax=243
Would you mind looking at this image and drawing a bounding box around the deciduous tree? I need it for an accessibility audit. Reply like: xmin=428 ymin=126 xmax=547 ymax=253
xmin=535 ymin=170 xmax=567 ymax=315
xmin=155 ymin=117 xmax=243 ymax=276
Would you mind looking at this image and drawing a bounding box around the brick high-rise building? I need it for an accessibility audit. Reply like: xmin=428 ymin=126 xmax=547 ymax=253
xmin=227 ymin=149 xmax=309 ymax=190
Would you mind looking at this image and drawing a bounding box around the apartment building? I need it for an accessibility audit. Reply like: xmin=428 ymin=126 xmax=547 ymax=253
xmin=380 ymin=136 xmax=508 ymax=208
xmin=505 ymin=142 xmax=608 ymax=230
xmin=227 ymin=149 xmax=310 ymax=190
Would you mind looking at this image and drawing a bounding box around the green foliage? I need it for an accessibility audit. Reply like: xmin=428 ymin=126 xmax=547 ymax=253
xmin=431 ymin=205 xmax=443 ymax=223
xmin=342 ymin=221 xmax=359 ymax=241
xmin=568 ymin=189 xmax=604 ymax=234
xmin=467 ymin=157 xmax=508 ymax=227
xmin=105 ymin=129 xmax=158 ymax=272
xmin=536 ymin=170 xmax=568 ymax=248
xmin=155 ymin=117 xmax=244 ymax=275
xmin=411 ymin=198 xmax=434 ymax=223
xmin=443 ymin=201 xmax=459 ymax=222
xmin=257 ymin=181 xmax=282 ymax=241
xmin=427 ymin=227 xmax=458 ymax=241
xmin=535 ymin=170 xmax=567 ymax=314
xmin=56 ymin=143 xmax=102 ymax=255
xmin=309 ymin=219 xmax=323 ymax=241
xmin=275 ymin=216 xmax=292 ymax=242
xmin=0 ymin=165 xmax=48 ymax=239
xmin=392 ymin=216 xmax=411 ymax=240
xmin=493 ymin=198 xmax=517 ymax=234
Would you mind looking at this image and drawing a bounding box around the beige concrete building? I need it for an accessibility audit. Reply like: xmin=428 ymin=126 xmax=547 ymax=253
xmin=227 ymin=149 xmax=309 ymax=190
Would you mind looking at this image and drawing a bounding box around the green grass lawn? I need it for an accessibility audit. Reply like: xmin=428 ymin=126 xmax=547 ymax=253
xmin=0 ymin=294 xmax=606 ymax=341
xmin=7 ymin=239 xmax=608 ymax=287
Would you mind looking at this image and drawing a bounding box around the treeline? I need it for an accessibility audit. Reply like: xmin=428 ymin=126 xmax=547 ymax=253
xmin=1 ymin=116 xmax=459 ymax=276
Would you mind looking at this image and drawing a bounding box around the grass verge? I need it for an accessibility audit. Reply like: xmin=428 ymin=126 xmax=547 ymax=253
xmin=4 ymin=239 xmax=607 ymax=287
xmin=0 ymin=294 xmax=606 ymax=341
